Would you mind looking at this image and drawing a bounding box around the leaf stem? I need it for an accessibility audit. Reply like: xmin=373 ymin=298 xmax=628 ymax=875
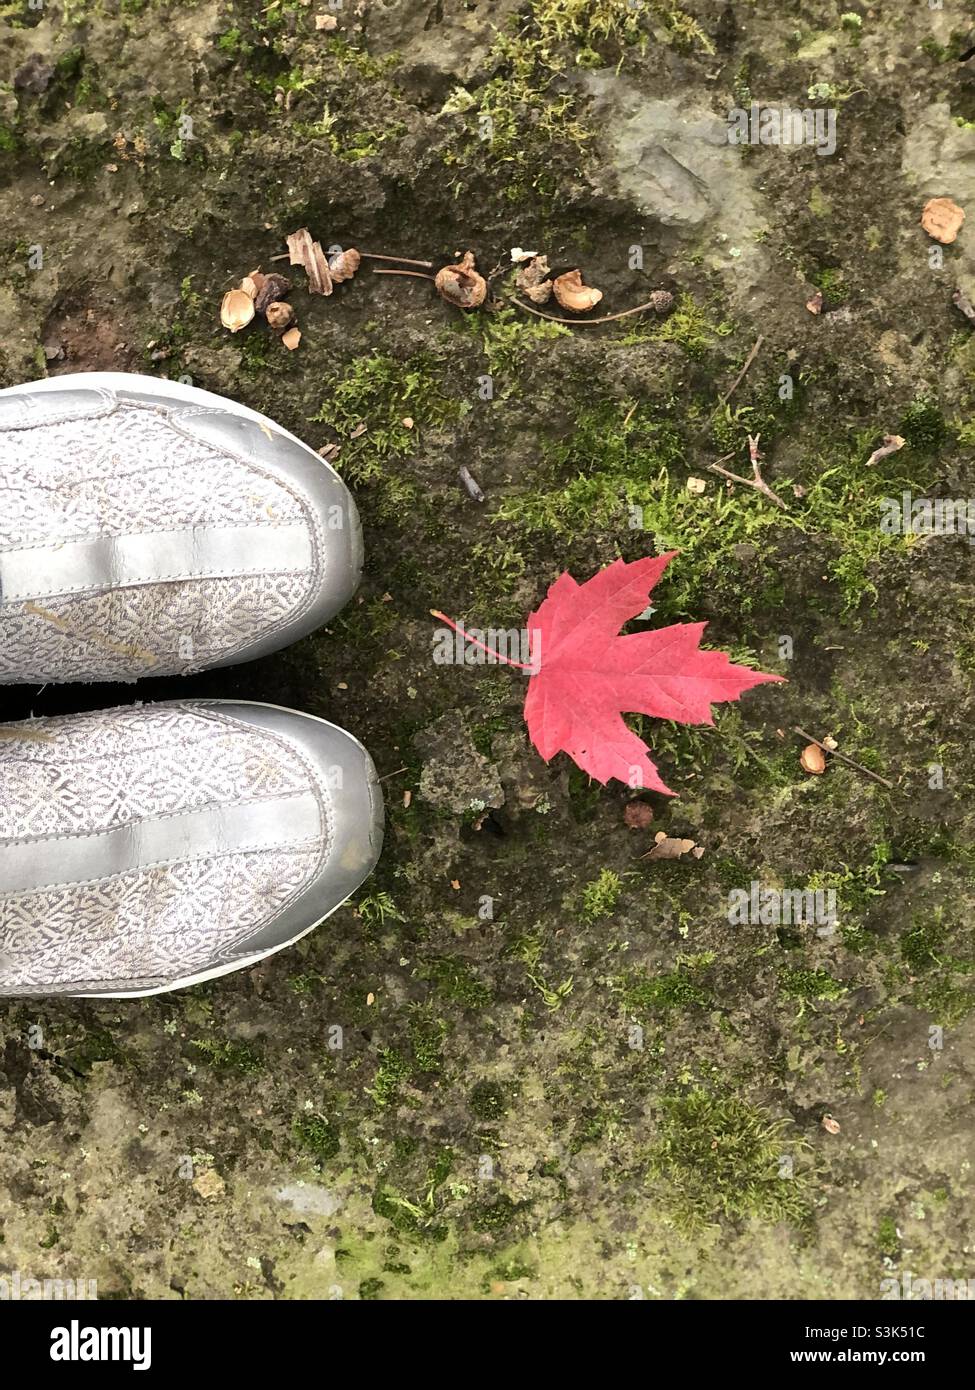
xmin=430 ymin=609 xmax=538 ymax=672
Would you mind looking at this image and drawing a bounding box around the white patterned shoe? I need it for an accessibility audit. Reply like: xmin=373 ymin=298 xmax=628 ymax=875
xmin=0 ymin=373 xmax=362 ymax=682
xmin=0 ymin=700 xmax=383 ymax=997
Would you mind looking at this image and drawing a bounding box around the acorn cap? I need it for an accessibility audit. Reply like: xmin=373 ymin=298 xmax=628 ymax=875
xmin=553 ymin=269 xmax=603 ymax=313
xmin=435 ymin=251 xmax=487 ymax=310
xmin=220 ymin=288 xmax=255 ymax=333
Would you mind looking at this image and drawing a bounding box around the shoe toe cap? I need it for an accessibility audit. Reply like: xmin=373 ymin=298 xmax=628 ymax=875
xmin=201 ymin=702 xmax=384 ymax=965
xmin=167 ymin=409 xmax=363 ymax=662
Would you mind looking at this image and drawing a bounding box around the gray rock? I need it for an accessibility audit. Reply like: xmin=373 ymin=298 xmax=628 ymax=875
xmin=415 ymin=711 xmax=505 ymax=816
xmin=274 ymin=1184 xmax=342 ymax=1218
xmin=576 ymin=75 xmax=771 ymax=306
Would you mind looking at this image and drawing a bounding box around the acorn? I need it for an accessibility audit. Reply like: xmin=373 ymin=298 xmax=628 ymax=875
xmin=220 ymin=288 xmax=255 ymax=333
xmin=553 ymin=269 xmax=603 ymax=313
xmin=265 ymin=300 xmax=295 ymax=330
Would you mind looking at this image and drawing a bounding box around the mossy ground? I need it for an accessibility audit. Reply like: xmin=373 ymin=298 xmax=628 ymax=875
xmin=1 ymin=0 xmax=974 ymax=1299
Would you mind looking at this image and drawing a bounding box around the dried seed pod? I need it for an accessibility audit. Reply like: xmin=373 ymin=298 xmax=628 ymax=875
xmin=265 ymin=300 xmax=295 ymax=330
xmin=240 ymin=275 xmax=260 ymax=300
xmin=254 ymin=272 xmax=292 ymax=315
xmin=516 ymin=254 xmax=553 ymax=304
xmin=822 ymin=1115 xmax=841 ymax=1135
xmin=553 ymin=268 xmax=603 ymax=313
xmin=525 ymin=280 xmax=554 ymax=304
xmin=435 ymin=251 xmax=487 ymax=310
xmin=328 ymin=247 xmax=361 ymax=284
xmin=220 ymin=288 xmax=255 ymax=333
xmin=921 ymin=196 xmax=965 ymax=244
xmin=516 ymin=254 xmax=550 ymax=290
xmin=800 ymin=743 xmax=826 ymax=775
xmin=649 ymin=289 xmax=675 ymax=315
xmin=281 ymin=327 xmax=302 ymax=350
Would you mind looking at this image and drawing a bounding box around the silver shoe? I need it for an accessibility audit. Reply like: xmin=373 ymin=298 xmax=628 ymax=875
xmin=0 ymin=700 xmax=384 ymax=997
xmin=0 ymin=373 xmax=362 ymax=682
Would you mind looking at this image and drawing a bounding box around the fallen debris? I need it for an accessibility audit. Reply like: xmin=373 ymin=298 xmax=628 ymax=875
xmin=793 ymin=726 xmax=893 ymax=790
xmin=553 ymin=268 xmax=603 ymax=313
xmin=287 ymin=227 xmax=333 ymax=295
xmin=220 ymin=288 xmax=255 ymax=333
xmin=800 ymin=743 xmax=826 ymax=775
xmin=641 ymin=831 xmax=705 ymax=861
xmin=327 ymin=247 xmax=361 ymax=283
xmin=515 ymin=254 xmax=553 ymax=305
xmin=921 ymin=196 xmax=965 ymax=244
xmin=716 ymin=333 xmax=764 ymax=411
xmin=865 ymin=434 xmax=906 ymax=466
xmin=254 ymin=272 xmax=291 ymax=314
xmin=435 ymin=251 xmax=487 ymax=309
xmin=708 ymin=433 xmax=787 ymax=510
xmin=265 ymin=301 xmax=295 ymax=330
xmin=511 ymin=295 xmax=669 ymax=327
xmin=458 ymin=464 xmax=485 ymax=502
xmin=822 ymin=1115 xmax=841 ymax=1135
xmin=805 ymin=290 xmax=823 ymax=315
xmin=281 ymin=326 xmax=302 ymax=350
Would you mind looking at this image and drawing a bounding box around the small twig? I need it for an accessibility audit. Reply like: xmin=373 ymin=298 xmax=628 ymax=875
xmin=373 ymin=268 xmax=436 ymax=281
xmin=360 ymin=252 xmax=434 ymax=268
xmin=378 ymin=765 xmax=409 ymax=783
xmin=708 ymin=433 xmax=788 ymax=510
xmin=794 ymin=727 xmax=893 ymax=789
xmin=510 ymin=296 xmax=660 ymax=326
xmin=715 ymin=334 xmax=765 ymax=412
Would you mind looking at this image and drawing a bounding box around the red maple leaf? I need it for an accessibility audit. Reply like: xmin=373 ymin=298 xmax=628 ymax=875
xmin=521 ymin=553 xmax=783 ymax=795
